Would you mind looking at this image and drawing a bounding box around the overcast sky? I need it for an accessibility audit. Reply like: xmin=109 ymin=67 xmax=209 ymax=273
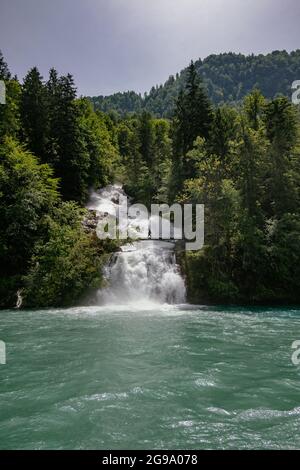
xmin=0 ymin=0 xmax=299 ymax=96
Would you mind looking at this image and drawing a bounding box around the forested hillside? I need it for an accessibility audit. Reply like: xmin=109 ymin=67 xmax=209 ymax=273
xmin=90 ymin=50 xmax=300 ymax=116
xmin=0 ymin=51 xmax=120 ymax=308
xmin=1 ymin=49 xmax=300 ymax=307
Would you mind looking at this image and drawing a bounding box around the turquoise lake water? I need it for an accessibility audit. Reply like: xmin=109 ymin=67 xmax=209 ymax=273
xmin=0 ymin=304 xmax=300 ymax=449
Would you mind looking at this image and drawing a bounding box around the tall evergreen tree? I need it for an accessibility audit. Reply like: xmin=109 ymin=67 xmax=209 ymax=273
xmin=0 ymin=52 xmax=20 ymax=141
xmin=0 ymin=50 xmax=11 ymax=80
xmin=46 ymin=72 xmax=90 ymax=202
xmin=173 ymin=62 xmax=213 ymax=156
xmin=237 ymin=118 xmax=267 ymax=223
xmin=263 ymin=97 xmax=298 ymax=217
xmin=138 ymin=111 xmax=154 ymax=166
xmin=209 ymin=106 xmax=237 ymax=161
xmin=244 ymin=89 xmax=265 ymax=131
xmin=171 ymin=61 xmax=213 ymax=196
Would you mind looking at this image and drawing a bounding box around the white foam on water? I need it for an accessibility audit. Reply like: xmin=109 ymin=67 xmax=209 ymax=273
xmin=87 ymin=184 xmax=186 ymax=305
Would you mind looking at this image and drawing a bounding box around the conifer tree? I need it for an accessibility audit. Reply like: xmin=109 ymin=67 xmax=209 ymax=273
xmin=263 ymin=97 xmax=298 ymax=217
xmin=138 ymin=111 xmax=154 ymax=166
xmin=0 ymin=51 xmax=21 ymax=141
xmin=0 ymin=50 xmax=11 ymax=80
xmin=46 ymin=72 xmax=89 ymax=202
xmin=244 ymin=89 xmax=265 ymax=131
xmin=171 ymin=61 xmax=213 ymax=196
xmin=20 ymin=67 xmax=49 ymax=161
xmin=209 ymin=106 xmax=237 ymax=161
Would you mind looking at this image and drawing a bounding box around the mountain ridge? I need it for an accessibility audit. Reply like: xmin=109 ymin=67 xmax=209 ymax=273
xmin=89 ymin=50 xmax=300 ymax=116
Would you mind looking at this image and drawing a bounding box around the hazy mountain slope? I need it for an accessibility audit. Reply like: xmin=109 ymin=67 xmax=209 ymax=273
xmin=89 ymin=50 xmax=300 ymax=116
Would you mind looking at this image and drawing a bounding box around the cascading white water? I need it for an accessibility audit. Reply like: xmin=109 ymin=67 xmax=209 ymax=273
xmin=101 ymin=240 xmax=186 ymax=304
xmin=87 ymin=184 xmax=186 ymax=305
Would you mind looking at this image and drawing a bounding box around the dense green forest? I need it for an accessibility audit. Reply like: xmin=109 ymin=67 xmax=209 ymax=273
xmin=0 ymin=51 xmax=119 ymax=308
xmin=1 ymin=49 xmax=300 ymax=307
xmin=90 ymin=50 xmax=300 ymax=116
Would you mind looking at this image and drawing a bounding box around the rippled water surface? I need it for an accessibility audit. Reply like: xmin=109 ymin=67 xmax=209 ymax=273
xmin=1 ymin=304 xmax=300 ymax=449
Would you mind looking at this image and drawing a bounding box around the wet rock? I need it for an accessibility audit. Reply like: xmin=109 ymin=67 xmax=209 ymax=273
xmin=82 ymin=210 xmax=98 ymax=233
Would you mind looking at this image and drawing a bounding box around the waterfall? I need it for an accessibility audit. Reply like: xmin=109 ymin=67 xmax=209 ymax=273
xmin=100 ymin=240 xmax=186 ymax=304
xmin=87 ymin=185 xmax=186 ymax=305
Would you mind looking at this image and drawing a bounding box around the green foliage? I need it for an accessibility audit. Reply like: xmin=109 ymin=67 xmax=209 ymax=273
xmin=263 ymin=97 xmax=298 ymax=217
xmin=266 ymin=214 xmax=300 ymax=301
xmin=0 ymin=50 xmax=11 ymax=80
xmin=75 ymin=98 xmax=120 ymax=195
xmin=17 ymin=66 xmax=120 ymax=203
xmin=92 ymin=91 xmax=143 ymax=115
xmin=170 ymin=63 xmax=213 ymax=197
xmin=209 ymin=106 xmax=238 ymax=159
xmin=20 ymin=67 xmax=50 ymax=160
xmin=118 ymin=114 xmax=172 ymax=207
xmin=0 ymin=137 xmax=59 ymax=270
xmin=22 ymin=203 xmax=106 ymax=307
xmin=0 ymin=137 xmax=117 ymax=308
xmin=1 ymin=49 xmax=300 ymax=308
xmin=0 ymin=52 xmax=124 ymax=308
xmin=243 ymin=89 xmax=266 ymax=130
xmin=0 ymin=52 xmax=21 ymax=140
xmin=89 ymin=50 xmax=300 ymax=116
xmin=180 ymin=95 xmax=300 ymax=304
xmin=0 ymin=78 xmax=21 ymax=140
xmin=0 ymin=137 xmax=59 ymax=306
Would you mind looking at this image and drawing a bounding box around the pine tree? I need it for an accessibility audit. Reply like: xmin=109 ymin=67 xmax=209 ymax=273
xmin=244 ymin=89 xmax=265 ymax=131
xmin=184 ymin=61 xmax=213 ymax=143
xmin=263 ymin=97 xmax=298 ymax=217
xmin=0 ymin=50 xmax=11 ymax=80
xmin=237 ymin=118 xmax=267 ymax=223
xmin=209 ymin=106 xmax=237 ymax=161
xmin=138 ymin=111 xmax=154 ymax=166
xmin=171 ymin=61 xmax=213 ymax=196
xmin=0 ymin=51 xmax=21 ymax=141
xmin=152 ymin=119 xmax=172 ymax=203
xmin=45 ymin=72 xmax=90 ymax=202
xmin=20 ymin=67 xmax=49 ymax=161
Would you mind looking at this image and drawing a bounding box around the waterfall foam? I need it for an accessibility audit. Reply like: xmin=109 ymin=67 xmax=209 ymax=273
xmin=87 ymin=185 xmax=186 ymax=305
xmin=100 ymin=240 xmax=186 ymax=305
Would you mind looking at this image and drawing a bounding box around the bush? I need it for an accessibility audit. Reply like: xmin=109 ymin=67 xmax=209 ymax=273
xmin=22 ymin=203 xmax=111 ymax=307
